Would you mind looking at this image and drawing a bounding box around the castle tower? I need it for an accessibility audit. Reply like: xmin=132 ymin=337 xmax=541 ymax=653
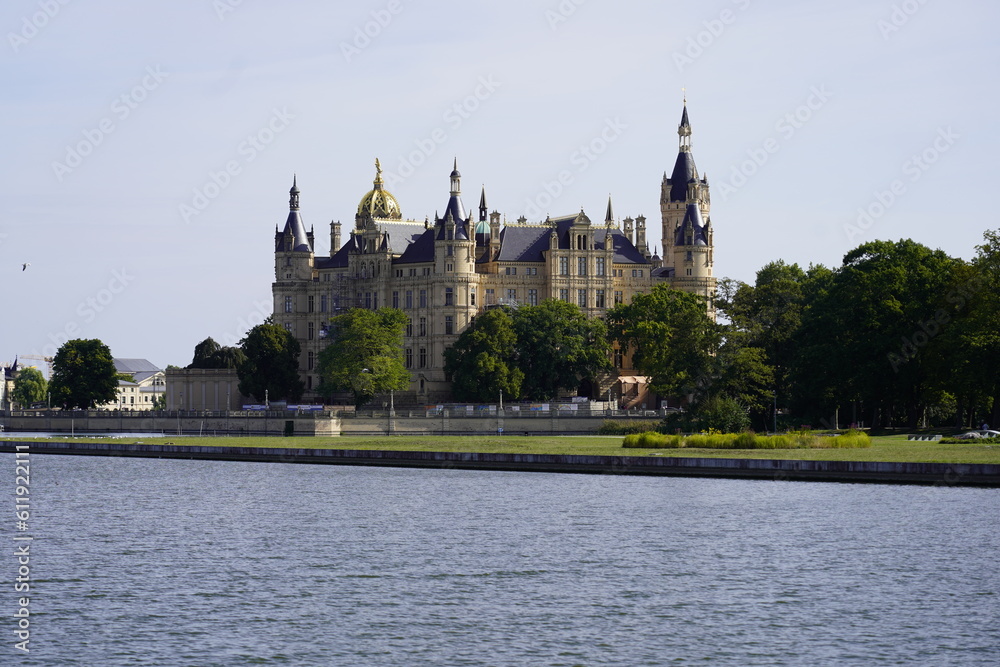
xmin=271 ymin=176 xmax=317 ymax=394
xmin=434 ymin=159 xmax=476 ymax=277
xmin=671 ymin=203 xmax=715 ymax=317
xmin=274 ymin=175 xmax=314 ymax=282
xmin=661 ymin=101 xmax=710 ymax=270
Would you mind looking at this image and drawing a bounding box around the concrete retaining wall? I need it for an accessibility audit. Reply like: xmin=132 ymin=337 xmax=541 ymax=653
xmin=3 ymin=413 xmax=340 ymax=436
xmin=3 ymin=412 xmax=661 ymax=436
xmin=2 ymin=441 xmax=997 ymax=487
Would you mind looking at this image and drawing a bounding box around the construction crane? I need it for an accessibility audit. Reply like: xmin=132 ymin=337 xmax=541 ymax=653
xmin=19 ymin=355 xmax=54 ymax=378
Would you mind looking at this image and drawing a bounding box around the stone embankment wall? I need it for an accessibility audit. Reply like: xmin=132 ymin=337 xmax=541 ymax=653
xmin=1 ymin=441 xmax=997 ymax=486
xmin=1 ymin=411 xmax=662 ymax=436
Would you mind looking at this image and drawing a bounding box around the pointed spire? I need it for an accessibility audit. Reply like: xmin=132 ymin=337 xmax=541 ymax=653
xmin=289 ymin=175 xmax=300 ymax=211
xmin=479 ymin=185 xmax=487 ymax=222
xmin=449 ymin=158 xmax=461 ymax=196
xmin=605 ymin=195 xmax=614 ymax=226
xmin=678 ymin=98 xmax=692 ymax=153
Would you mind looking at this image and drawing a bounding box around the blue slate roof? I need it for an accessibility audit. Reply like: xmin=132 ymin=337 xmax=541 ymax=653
xmin=374 ymin=221 xmax=428 ymax=254
xmin=652 ymin=266 xmax=675 ymax=279
xmin=668 ymin=151 xmax=698 ymax=202
xmin=442 ymin=194 xmax=467 ymax=225
xmin=496 ymin=216 xmax=649 ymax=265
xmin=674 ymin=203 xmax=709 ymax=247
xmin=276 ymin=210 xmax=312 ymax=253
xmin=395 ymin=228 xmax=436 ymax=264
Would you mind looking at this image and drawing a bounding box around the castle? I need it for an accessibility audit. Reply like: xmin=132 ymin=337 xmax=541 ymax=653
xmin=272 ymin=103 xmax=716 ymax=404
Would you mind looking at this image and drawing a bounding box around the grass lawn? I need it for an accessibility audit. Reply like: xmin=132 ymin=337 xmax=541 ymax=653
xmin=3 ymin=434 xmax=999 ymax=465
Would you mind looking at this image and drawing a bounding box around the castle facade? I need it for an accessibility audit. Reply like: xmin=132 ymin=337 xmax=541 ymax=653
xmin=272 ymin=104 xmax=716 ymax=403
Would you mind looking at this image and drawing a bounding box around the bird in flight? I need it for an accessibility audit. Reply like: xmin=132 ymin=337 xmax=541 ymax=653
xmin=22 ymin=263 xmax=30 ymax=271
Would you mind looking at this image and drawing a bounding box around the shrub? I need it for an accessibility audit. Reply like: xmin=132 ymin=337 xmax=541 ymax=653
xmin=693 ymin=395 xmax=751 ymax=433
xmin=680 ymin=433 xmax=731 ymax=449
xmin=622 ymin=432 xmax=683 ymax=448
xmin=622 ymin=433 xmax=643 ymax=448
xmin=600 ymin=420 xmax=658 ymax=435
xmin=628 ymin=429 xmax=871 ymax=451
xmin=825 ymin=430 xmax=872 ymax=449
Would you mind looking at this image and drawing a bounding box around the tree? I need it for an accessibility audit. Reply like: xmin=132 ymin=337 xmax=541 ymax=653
xmin=317 ymin=308 xmax=409 ymax=407
xmin=930 ymin=230 xmax=1000 ymax=427
xmin=512 ymin=300 xmax=611 ymax=401
xmin=48 ymin=339 xmax=118 ymax=409
xmin=791 ymin=240 xmax=963 ymax=428
xmin=12 ymin=367 xmax=47 ymax=408
xmin=190 ymin=337 xmax=221 ymax=367
xmin=966 ymin=231 xmax=1000 ymax=426
xmin=444 ymin=308 xmax=524 ymax=402
xmin=188 ymin=336 xmax=247 ymax=369
xmin=606 ymin=284 xmax=717 ymax=400
xmin=238 ymin=323 xmax=304 ymax=402
xmin=717 ymin=261 xmax=807 ymax=401
xmin=693 ymin=394 xmax=752 ymax=433
xmin=714 ymin=345 xmax=774 ymax=425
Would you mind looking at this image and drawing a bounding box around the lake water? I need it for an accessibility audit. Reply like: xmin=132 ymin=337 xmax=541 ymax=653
xmin=4 ymin=454 xmax=999 ymax=665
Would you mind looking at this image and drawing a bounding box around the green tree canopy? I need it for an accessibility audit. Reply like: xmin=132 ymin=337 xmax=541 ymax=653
xmin=317 ymin=308 xmax=409 ymax=407
xmin=791 ymin=239 xmax=964 ymax=427
xmin=928 ymin=230 xmax=1000 ymax=427
xmin=717 ymin=260 xmax=807 ymax=398
xmin=12 ymin=366 xmax=47 ymax=408
xmin=512 ymin=300 xmax=611 ymax=401
xmin=49 ymin=339 xmax=118 ymax=409
xmin=606 ymin=284 xmax=717 ymax=400
xmin=444 ymin=307 xmax=524 ymax=402
xmin=238 ymin=323 xmax=304 ymax=402
xmin=188 ymin=336 xmax=247 ymax=369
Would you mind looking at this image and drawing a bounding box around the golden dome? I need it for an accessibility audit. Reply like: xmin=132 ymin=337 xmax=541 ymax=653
xmin=357 ymin=158 xmax=402 ymax=220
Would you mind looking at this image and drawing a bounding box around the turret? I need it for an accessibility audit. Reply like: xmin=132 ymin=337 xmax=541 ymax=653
xmin=671 ymin=203 xmax=715 ymax=316
xmin=635 ymin=215 xmax=648 ymax=258
xmin=274 ymin=176 xmax=315 ymax=282
xmin=435 ymin=160 xmax=475 ymax=274
xmin=330 ymin=220 xmax=341 ymax=256
xmin=661 ymin=100 xmax=710 ymax=269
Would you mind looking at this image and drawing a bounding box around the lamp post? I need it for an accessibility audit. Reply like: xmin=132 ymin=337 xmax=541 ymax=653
xmin=388 ymin=388 xmax=394 ymax=434
xmin=773 ymin=390 xmax=778 ymax=435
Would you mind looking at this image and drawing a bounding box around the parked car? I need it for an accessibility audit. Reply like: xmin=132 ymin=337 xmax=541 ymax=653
xmin=955 ymin=430 xmax=1000 ymax=439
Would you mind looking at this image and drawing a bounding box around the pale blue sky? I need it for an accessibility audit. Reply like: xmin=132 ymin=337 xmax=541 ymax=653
xmin=3 ymin=0 xmax=998 ymax=370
